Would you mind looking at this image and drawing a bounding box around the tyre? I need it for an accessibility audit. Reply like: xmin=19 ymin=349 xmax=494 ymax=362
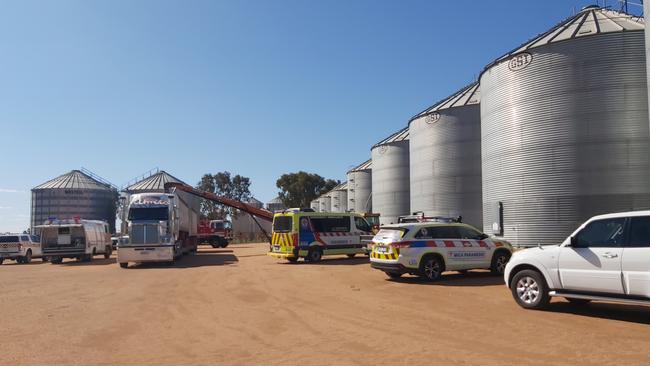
xmin=419 ymin=256 xmax=444 ymax=282
xmin=286 ymin=257 xmax=299 ymax=263
xmin=491 ymin=251 xmax=511 ymax=275
xmin=346 ymin=253 xmax=356 ymax=258
xmin=220 ymin=242 xmax=229 ymax=248
xmin=23 ymin=250 xmax=32 ymax=264
xmin=386 ymin=272 xmax=402 ymax=279
xmin=566 ymin=298 xmax=591 ymax=306
xmin=119 ymin=262 xmax=128 ymax=269
xmin=17 ymin=257 xmax=25 ymax=264
xmin=0 ymin=258 xmax=4 ymax=265
xmin=510 ymin=269 xmax=550 ymax=309
xmin=50 ymin=257 xmax=63 ymax=264
xmin=306 ymin=248 xmax=323 ymax=263
xmin=41 ymin=256 xmax=49 ymax=263
xmin=104 ymin=246 xmax=112 ymax=259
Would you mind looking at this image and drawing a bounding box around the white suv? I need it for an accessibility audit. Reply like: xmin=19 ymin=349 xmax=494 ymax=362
xmin=0 ymin=234 xmax=44 ymax=264
xmin=505 ymin=210 xmax=650 ymax=309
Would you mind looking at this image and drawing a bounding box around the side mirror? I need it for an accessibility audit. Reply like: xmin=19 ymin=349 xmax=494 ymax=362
xmin=569 ymin=236 xmax=577 ymax=247
xmin=479 ymin=233 xmax=489 ymax=240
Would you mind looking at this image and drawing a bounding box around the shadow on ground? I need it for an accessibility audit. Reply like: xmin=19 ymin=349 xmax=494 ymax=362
xmin=127 ymin=251 xmax=239 ymax=269
xmin=388 ymin=270 xmax=504 ymax=287
xmin=58 ymin=257 xmax=116 ymax=266
xmin=543 ymin=301 xmax=650 ymax=325
xmin=278 ymin=256 xmax=371 ymax=266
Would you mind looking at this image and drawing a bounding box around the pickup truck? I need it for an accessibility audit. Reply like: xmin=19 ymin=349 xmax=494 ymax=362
xmin=505 ymin=210 xmax=650 ymax=309
xmin=0 ymin=234 xmax=44 ymax=264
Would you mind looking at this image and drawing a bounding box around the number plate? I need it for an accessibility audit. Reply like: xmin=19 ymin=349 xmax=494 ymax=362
xmin=375 ymin=246 xmax=389 ymax=253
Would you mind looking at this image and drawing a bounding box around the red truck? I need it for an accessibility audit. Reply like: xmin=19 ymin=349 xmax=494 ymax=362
xmin=197 ymin=219 xmax=232 ymax=248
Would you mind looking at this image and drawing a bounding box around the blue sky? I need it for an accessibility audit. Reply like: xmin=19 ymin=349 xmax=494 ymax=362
xmin=0 ymin=0 xmax=643 ymax=232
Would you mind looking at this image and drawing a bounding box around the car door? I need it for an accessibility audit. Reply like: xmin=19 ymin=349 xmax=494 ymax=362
xmin=622 ymin=215 xmax=650 ymax=298
xmin=558 ymin=217 xmax=625 ymax=294
xmin=455 ymin=226 xmax=492 ymax=269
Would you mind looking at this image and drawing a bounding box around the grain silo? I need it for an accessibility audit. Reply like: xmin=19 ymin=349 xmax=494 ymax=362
xmin=372 ymin=127 xmax=410 ymax=225
xmin=409 ymin=83 xmax=482 ymax=229
xmin=347 ymin=160 xmax=372 ymax=213
xmin=481 ymin=6 xmax=650 ymax=246
xmin=232 ymin=198 xmax=272 ymax=241
xmin=31 ymin=169 xmax=118 ymax=233
xmin=318 ymin=194 xmax=332 ymax=212
xmin=310 ymin=199 xmax=320 ymax=212
xmin=266 ymin=196 xmax=286 ymax=213
xmin=646 ymin=0 xmax=650 ymax=127
xmin=330 ymin=182 xmax=348 ymax=213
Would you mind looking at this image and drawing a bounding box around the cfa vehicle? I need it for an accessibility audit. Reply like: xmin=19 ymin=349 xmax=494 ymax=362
xmin=505 ymin=210 xmax=650 ymax=309
xmin=370 ymin=221 xmax=513 ymax=281
xmin=0 ymin=234 xmax=44 ymax=264
xmin=37 ymin=219 xmax=112 ymax=263
xmin=197 ymin=219 xmax=232 ymax=248
xmin=118 ymin=192 xmax=199 ymax=268
xmin=268 ymin=209 xmax=373 ymax=262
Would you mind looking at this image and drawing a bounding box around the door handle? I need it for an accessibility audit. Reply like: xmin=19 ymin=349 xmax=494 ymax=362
xmin=602 ymin=253 xmax=618 ymax=259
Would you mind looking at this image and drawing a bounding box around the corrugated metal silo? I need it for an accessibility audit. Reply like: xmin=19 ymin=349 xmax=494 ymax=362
xmin=481 ymin=7 xmax=650 ymax=246
xmin=409 ymin=83 xmax=482 ymax=229
xmin=31 ymin=169 xmax=118 ymax=233
xmin=310 ymin=199 xmax=320 ymax=212
xmin=347 ymin=160 xmax=372 ymax=213
xmin=318 ymin=194 xmax=331 ymax=212
xmin=372 ymin=128 xmax=410 ymax=225
xmin=330 ymin=182 xmax=348 ymax=213
xmin=646 ymin=0 xmax=650 ymax=128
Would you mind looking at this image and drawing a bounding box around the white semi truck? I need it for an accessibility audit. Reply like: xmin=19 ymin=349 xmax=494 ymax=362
xmin=117 ymin=190 xmax=199 ymax=268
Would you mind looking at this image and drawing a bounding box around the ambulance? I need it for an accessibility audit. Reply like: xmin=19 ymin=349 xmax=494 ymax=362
xmin=370 ymin=221 xmax=513 ymax=281
xmin=37 ymin=218 xmax=112 ymax=263
xmin=268 ymin=209 xmax=373 ymax=262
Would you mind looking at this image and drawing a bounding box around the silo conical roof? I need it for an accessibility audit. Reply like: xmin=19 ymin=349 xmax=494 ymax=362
xmin=409 ymin=82 xmax=480 ymax=123
xmin=125 ymin=170 xmax=185 ymax=193
xmin=372 ymin=127 xmax=409 ymax=149
xmin=347 ymin=159 xmax=372 ymax=173
xmin=487 ymin=6 xmax=644 ymax=69
xmin=33 ymin=170 xmax=113 ymax=190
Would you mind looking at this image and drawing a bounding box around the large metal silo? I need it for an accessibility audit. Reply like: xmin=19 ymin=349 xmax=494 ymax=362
xmin=318 ymin=194 xmax=332 ymax=212
xmin=481 ymin=7 xmax=650 ymax=246
xmin=330 ymin=183 xmax=348 ymax=213
xmin=310 ymin=199 xmax=320 ymax=212
xmin=646 ymin=0 xmax=650 ymax=130
xmin=31 ymin=169 xmax=118 ymax=233
xmin=372 ymin=128 xmax=410 ymax=225
xmin=409 ymin=83 xmax=482 ymax=229
xmin=347 ymin=160 xmax=372 ymax=213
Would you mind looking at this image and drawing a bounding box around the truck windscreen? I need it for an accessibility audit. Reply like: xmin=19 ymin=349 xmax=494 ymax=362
xmin=128 ymin=207 xmax=169 ymax=221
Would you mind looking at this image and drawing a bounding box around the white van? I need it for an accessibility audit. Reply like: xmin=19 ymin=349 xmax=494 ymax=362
xmin=37 ymin=219 xmax=112 ymax=263
xmin=0 ymin=234 xmax=44 ymax=264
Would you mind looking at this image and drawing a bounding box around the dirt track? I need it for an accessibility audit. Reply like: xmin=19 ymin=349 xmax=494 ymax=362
xmin=1 ymin=244 xmax=649 ymax=366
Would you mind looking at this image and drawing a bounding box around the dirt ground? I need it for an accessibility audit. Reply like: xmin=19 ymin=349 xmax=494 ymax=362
xmin=1 ymin=244 xmax=649 ymax=366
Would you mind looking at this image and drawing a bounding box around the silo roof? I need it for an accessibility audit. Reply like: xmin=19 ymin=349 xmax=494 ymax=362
xmin=267 ymin=196 xmax=283 ymax=204
xmin=33 ymin=170 xmax=114 ymax=191
xmin=372 ymin=127 xmax=409 ymax=149
xmin=409 ymin=82 xmax=480 ymax=123
xmin=348 ymin=159 xmax=372 ymax=173
xmin=125 ymin=170 xmax=185 ymax=192
xmin=487 ymin=6 xmax=645 ymax=69
xmin=332 ymin=182 xmax=348 ymax=191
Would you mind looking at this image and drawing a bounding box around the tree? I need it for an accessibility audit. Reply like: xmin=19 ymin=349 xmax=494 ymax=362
xmin=276 ymin=171 xmax=339 ymax=208
xmin=196 ymin=171 xmax=252 ymax=219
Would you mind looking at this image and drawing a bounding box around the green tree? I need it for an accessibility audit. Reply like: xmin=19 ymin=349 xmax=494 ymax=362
xmin=276 ymin=171 xmax=339 ymax=208
xmin=196 ymin=171 xmax=252 ymax=219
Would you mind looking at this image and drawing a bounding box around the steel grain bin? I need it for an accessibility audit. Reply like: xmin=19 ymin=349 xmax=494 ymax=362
xmin=409 ymin=83 xmax=482 ymax=229
xmin=318 ymin=194 xmax=332 ymax=212
xmin=347 ymin=160 xmax=372 ymax=213
xmin=310 ymin=199 xmax=320 ymax=212
xmin=481 ymin=7 xmax=650 ymax=246
xmin=372 ymin=128 xmax=410 ymax=225
xmin=330 ymin=182 xmax=348 ymax=213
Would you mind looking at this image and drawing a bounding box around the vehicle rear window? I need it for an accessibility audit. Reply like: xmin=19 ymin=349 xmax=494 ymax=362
xmin=310 ymin=217 xmax=351 ymax=232
xmin=273 ymin=216 xmax=293 ymax=233
xmin=374 ymin=228 xmax=408 ymax=241
xmin=0 ymin=236 xmax=19 ymax=243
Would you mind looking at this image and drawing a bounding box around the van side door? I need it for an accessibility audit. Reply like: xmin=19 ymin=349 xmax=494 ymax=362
xmin=622 ymin=216 xmax=650 ymax=298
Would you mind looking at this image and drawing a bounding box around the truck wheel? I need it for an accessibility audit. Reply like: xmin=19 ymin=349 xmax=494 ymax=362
xmin=386 ymin=272 xmax=402 ymax=279
xmin=23 ymin=250 xmax=32 ymax=264
xmin=51 ymin=257 xmax=63 ymax=264
xmin=306 ymin=248 xmax=322 ymax=263
xmin=346 ymin=253 xmax=356 ymax=258
xmin=41 ymin=256 xmax=49 ymax=263
xmin=104 ymin=246 xmax=112 ymax=259
xmin=119 ymin=263 xmax=128 ymax=269
xmin=220 ymin=242 xmax=229 ymax=248
xmin=491 ymin=251 xmax=511 ymax=275
xmin=510 ymin=270 xmax=550 ymax=309
xmin=419 ymin=256 xmax=444 ymax=282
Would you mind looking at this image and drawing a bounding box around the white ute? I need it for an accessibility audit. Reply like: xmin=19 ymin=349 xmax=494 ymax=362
xmin=0 ymin=234 xmax=44 ymax=264
xmin=505 ymin=210 xmax=650 ymax=309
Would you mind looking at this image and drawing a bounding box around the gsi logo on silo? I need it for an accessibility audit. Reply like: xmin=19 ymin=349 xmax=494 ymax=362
xmin=508 ymin=52 xmax=533 ymax=71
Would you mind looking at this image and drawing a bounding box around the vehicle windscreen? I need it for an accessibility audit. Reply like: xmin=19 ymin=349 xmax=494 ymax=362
xmin=0 ymin=236 xmax=19 ymax=243
xmin=128 ymin=207 xmax=169 ymax=221
xmin=273 ymin=216 xmax=293 ymax=233
xmin=374 ymin=228 xmax=408 ymax=241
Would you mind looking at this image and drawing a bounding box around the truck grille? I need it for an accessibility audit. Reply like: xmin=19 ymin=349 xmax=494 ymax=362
xmin=131 ymin=225 xmax=160 ymax=245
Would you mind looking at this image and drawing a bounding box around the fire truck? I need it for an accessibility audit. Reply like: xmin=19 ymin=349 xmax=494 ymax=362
xmin=197 ymin=219 xmax=232 ymax=248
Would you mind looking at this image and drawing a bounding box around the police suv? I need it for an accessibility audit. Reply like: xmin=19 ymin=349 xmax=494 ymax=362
xmin=370 ymin=220 xmax=513 ymax=281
